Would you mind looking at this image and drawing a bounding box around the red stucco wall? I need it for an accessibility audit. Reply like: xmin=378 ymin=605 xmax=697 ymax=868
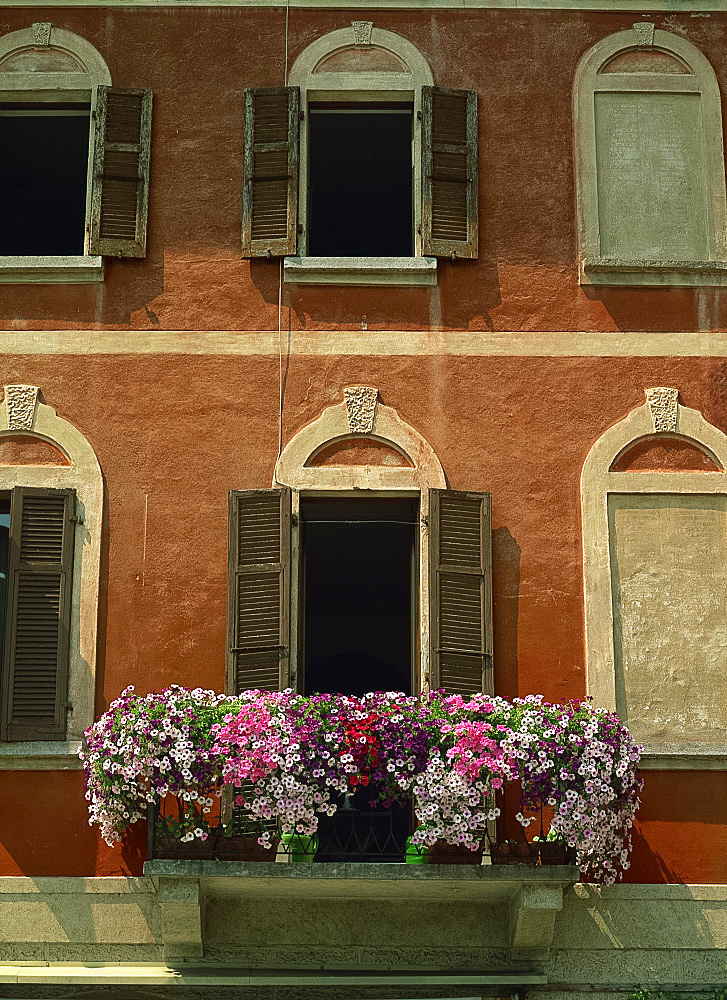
xmin=0 ymin=5 xmax=726 ymax=883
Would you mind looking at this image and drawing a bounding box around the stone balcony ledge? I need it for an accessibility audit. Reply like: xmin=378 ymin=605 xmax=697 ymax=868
xmin=144 ymin=861 xmax=579 ymax=962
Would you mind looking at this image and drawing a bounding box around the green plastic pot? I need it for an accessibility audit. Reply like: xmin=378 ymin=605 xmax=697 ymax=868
xmin=281 ymin=832 xmax=318 ymax=862
xmin=405 ymin=836 xmax=428 ymax=864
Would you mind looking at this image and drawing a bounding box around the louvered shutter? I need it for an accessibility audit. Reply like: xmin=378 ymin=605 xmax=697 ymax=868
xmin=227 ymin=489 xmax=291 ymax=694
xmin=241 ymin=87 xmax=299 ymax=258
xmin=429 ymin=489 xmax=493 ymax=696
xmin=421 ymin=87 xmax=478 ymax=259
xmin=89 ymin=86 xmax=153 ymax=258
xmin=0 ymin=488 xmax=75 ymax=741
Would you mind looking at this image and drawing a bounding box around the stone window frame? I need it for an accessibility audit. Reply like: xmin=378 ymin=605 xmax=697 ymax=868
xmin=0 ymin=23 xmax=112 ymax=284
xmin=0 ymin=387 xmax=102 ymax=769
xmin=284 ymin=24 xmax=437 ymax=287
xmin=574 ymin=24 xmax=727 ymax=288
xmin=581 ymin=390 xmax=727 ymax=770
xmin=274 ymin=387 xmax=446 ymax=692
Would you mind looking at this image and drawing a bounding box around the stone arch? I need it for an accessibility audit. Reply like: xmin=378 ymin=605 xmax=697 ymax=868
xmin=275 ymin=388 xmax=445 ymax=491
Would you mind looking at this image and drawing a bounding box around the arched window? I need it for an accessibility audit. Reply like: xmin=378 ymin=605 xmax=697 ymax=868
xmin=0 ymin=386 xmax=102 ymax=766
xmin=241 ymin=23 xmax=479 ymax=285
xmin=226 ymin=387 xmax=493 ymax=704
xmin=582 ymin=389 xmax=727 ymax=769
xmin=0 ymin=22 xmax=152 ymax=283
xmin=574 ymin=24 xmax=727 ymax=287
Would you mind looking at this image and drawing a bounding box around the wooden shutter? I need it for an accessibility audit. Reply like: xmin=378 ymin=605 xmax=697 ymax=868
xmin=227 ymin=489 xmax=291 ymax=694
xmin=429 ymin=489 xmax=492 ymax=696
xmin=90 ymin=86 xmax=153 ymax=258
xmin=421 ymin=87 xmax=478 ymax=259
xmin=0 ymin=488 xmax=75 ymax=741
xmin=241 ymin=87 xmax=299 ymax=258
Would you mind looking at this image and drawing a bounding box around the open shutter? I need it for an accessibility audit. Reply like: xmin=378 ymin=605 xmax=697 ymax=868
xmin=0 ymin=488 xmax=75 ymax=741
xmin=241 ymin=87 xmax=299 ymax=258
xmin=429 ymin=489 xmax=492 ymax=696
xmin=90 ymin=86 xmax=153 ymax=258
xmin=421 ymin=87 xmax=478 ymax=259
xmin=227 ymin=488 xmax=291 ymax=694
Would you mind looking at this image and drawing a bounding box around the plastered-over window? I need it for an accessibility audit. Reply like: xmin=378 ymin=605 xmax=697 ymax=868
xmin=582 ymin=390 xmax=727 ymax=770
xmin=574 ymin=24 xmax=727 ymax=287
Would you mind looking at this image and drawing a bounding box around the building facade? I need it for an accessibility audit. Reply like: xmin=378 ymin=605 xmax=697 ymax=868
xmin=0 ymin=0 xmax=726 ymax=997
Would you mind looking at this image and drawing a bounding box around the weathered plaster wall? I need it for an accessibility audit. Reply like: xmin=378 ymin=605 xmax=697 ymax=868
xmin=0 ymin=354 xmax=724 ymax=880
xmin=0 ymin=8 xmax=727 ymax=331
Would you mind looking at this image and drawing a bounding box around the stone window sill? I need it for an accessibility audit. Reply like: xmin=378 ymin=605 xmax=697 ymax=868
xmin=638 ymin=743 xmax=727 ymax=770
xmin=0 ymin=256 xmax=103 ymax=284
xmin=580 ymin=257 xmax=727 ymax=287
xmin=0 ymin=740 xmax=83 ymax=770
xmin=284 ymin=256 xmax=437 ymax=287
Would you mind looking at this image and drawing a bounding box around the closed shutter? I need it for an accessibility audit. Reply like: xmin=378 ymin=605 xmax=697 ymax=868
xmin=241 ymin=87 xmax=300 ymax=258
xmin=429 ymin=489 xmax=492 ymax=696
xmin=421 ymin=87 xmax=478 ymax=259
xmin=90 ymin=86 xmax=153 ymax=258
xmin=0 ymin=488 xmax=75 ymax=741
xmin=227 ymin=489 xmax=291 ymax=694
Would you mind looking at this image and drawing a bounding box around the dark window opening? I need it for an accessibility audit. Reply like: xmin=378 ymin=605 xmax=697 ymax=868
xmin=301 ymin=497 xmax=417 ymax=697
xmin=0 ymin=107 xmax=90 ymax=255
xmin=300 ymin=496 xmax=417 ymax=862
xmin=307 ymin=105 xmax=413 ymax=257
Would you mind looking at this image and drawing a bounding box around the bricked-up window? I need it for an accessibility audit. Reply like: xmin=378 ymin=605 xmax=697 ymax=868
xmin=0 ymin=106 xmax=90 ymax=255
xmin=574 ymin=25 xmax=727 ymax=286
xmin=0 ymin=488 xmax=76 ymax=742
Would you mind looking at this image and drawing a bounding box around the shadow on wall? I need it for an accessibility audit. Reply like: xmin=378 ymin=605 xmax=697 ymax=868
xmin=492 ymin=526 xmax=521 ymax=700
xmin=249 ymin=257 xmax=503 ymax=331
xmin=626 ymin=770 xmax=727 ymax=884
xmin=581 ymin=284 xmax=727 ymax=333
xmin=0 ymin=253 xmax=165 ymax=329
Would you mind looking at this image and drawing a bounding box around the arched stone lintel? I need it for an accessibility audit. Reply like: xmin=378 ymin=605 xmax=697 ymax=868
xmin=288 ymin=25 xmax=433 ymax=91
xmin=0 ymin=25 xmax=111 ymax=86
xmin=577 ymin=25 xmax=717 ymax=83
xmin=275 ymin=399 xmax=446 ymax=491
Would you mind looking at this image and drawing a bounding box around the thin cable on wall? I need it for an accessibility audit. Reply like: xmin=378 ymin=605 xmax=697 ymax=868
xmin=275 ymin=0 xmax=291 ymax=475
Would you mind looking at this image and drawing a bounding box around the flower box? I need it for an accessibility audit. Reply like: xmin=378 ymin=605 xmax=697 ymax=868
xmin=490 ymin=841 xmax=539 ymax=865
xmin=428 ymin=841 xmax=484 ymax=865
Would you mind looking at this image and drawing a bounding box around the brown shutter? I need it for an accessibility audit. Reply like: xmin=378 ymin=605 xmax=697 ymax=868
xmin=421 ymin=87 xmax=478 ymax=259
xmin=0 ymin=488 xmax=75 ymax=742
xmin=429 ymin=489 xmax=492 ymax=696
xmin=90 ymin=86 xmax=153 ymax=258
xmin=227 ymin=489 xmax=291 ymax=694
xmin=241 ymin=87 xmax=299 ymax=258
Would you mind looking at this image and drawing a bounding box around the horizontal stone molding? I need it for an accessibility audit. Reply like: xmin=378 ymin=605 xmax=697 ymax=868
xmin=0 ymin=256 xmax=103 ymax=284
xmin=284 ymin=255 xmax=438 ymax=286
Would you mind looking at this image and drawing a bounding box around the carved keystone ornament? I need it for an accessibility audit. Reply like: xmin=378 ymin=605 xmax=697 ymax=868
xmin=646 ymin=387 xmax=679 ymax=434
xmin=32 ymin=22 xmax=52 ymax=47
xmin=4 ymin=384 xmax=39 ymax=430
xmin=632 ymin=22 xmax=655 ymax=47
xmin=344 ymin=386 xmax=379 ymax=433
xmin=352 ymin=21 xmax=374 ymax=47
